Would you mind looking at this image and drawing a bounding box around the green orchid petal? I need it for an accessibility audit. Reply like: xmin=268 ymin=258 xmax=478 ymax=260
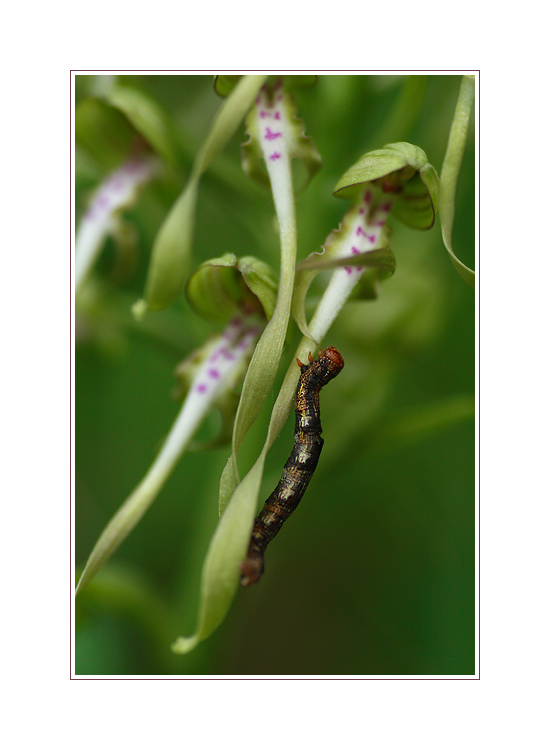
xmin=392 ymin=165 xmax=439 ymax=230
xmin=333 ymin=142 xmax=439 ymax=230
xmin=439 ymin=76 xmax=475 ymax=287
xmin=135 ymin=75 xmax=268 ymax=315
xmin=185 ymin=253 xmax=277 ymax=323
xmin=185 ymin=253 xmax=244 ymax=323
xmin=133 ymin=182 xmax=198 ymax=318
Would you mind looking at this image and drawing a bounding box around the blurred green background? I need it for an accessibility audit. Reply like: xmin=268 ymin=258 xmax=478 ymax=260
xmin=75 ymin=74 xmax=475 ymax=675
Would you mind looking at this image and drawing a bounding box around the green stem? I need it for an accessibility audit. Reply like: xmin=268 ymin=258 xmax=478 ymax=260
xmin=439 ymin=75 xmax=475 ymax=287
xmin=222 ymin=87 xmax=298 ymax=491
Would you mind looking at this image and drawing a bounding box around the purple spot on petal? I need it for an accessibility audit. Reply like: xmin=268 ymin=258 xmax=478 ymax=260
xmin=197 ymin=383 xmax=207 ymax=393
xmin=367 ymin=234 xmax=376 ymax=243
xmin=269 ymin=152 xmax=281 ymax=161
xmin=260 ymin=110 xmax=268 ymax=118
xmin=364 ymin=190 xmax=372 ymax=203
xmin=359 ymin=207 xmax=365 ymax=214
xmin=265 ymin=127 xmax=282 ymax=141
xmin=208 ymin=369 xmax=220 ymax=379
xmin=344 ymin=266 xmax=353 ymax=275
xmin=351 ymin=246 xmax=360 ymax=254
xmin=274 ymin=111 xmax=281 ymax=119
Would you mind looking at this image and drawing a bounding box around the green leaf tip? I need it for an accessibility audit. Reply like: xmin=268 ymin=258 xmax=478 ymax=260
xmin=171 ymin=462 xmax=262 ymax=655
xmin=141 ymin=181 xmax=199 ymax=313
xmin=334 ymin=142 xmax=439 ymax=230
xmin=185 ymin=254 xmax=277 ymax=324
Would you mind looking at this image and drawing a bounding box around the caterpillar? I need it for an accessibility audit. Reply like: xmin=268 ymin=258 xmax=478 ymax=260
xmin=240 ymin=346 xmax=345 ymax=587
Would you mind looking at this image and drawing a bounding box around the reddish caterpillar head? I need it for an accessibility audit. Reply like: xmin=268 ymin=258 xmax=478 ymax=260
xmin=296 ymin=346 xmax=344 ymax=376
xmin=321 ymin=346 xmax=344 ymax=373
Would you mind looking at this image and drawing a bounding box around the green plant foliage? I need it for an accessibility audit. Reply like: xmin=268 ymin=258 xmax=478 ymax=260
xmin=75 ymin=74 xmax=475 ymax=677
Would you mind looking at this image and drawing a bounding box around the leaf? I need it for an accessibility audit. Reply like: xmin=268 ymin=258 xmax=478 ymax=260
xmin=172 ymin=459 xmax=265 ymax=654
xmin=136 ymin=75 xmax=268 ymax=314
xmin=136 ymin=181 xmax=198 ymax=315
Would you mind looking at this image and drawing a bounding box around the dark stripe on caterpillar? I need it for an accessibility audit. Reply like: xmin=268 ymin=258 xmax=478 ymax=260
xmin=240 ymin=346 xmax=344 ymax=587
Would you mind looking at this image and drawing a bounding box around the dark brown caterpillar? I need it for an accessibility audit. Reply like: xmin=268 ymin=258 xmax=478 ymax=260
xmin=240 ymin=346 xmax=344 ymax=587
